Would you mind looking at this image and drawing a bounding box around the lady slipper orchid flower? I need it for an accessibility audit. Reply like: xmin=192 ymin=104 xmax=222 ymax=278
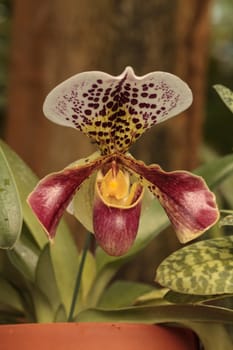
xmin=28 ymin=67 xmax=219 ymax=256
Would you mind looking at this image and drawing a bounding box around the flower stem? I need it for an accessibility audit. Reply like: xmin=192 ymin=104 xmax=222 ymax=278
xmin=68 ymin=232 xmax=92 ymax=322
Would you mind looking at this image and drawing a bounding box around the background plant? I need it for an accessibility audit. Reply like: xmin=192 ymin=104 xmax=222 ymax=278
xmin=0 ymin=135 xmax=233 ymax=349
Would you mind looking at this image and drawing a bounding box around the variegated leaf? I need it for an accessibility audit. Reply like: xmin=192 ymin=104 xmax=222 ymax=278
xmin=214 ymin=85 xmax=233 ymax=113
xmin=156 ymin=236 xmax=233 ymax=295
xmin=219 ymin=214 xmax=233 ymax=227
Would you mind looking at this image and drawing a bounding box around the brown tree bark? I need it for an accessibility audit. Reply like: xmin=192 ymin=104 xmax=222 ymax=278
xmin=174 ymin=0 xmax=212 ymax=170
xmin=5 ymin=0 xmax=212 ymax=280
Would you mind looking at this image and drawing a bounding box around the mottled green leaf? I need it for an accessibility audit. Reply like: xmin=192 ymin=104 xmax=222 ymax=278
xmin=214 ymin=85 xmax=233 ymax=113
xmin=220 ymin=214 xmax=233 ymax=227
xmin=156 ymin=236 xmax=233 ymax=295
xmin=98 ymin=281 xmax=154 ymax=308
xmin=0 ymin=146 xmax=22 ymax=248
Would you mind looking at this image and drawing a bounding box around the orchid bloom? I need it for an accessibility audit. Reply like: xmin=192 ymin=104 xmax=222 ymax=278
xmin=28 ymin=67 xmax=219 ymax=256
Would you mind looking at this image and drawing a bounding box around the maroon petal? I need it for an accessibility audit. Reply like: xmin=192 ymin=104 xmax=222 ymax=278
xmin=27 ymin=156 xmax=105 ymax=239
xmin=120 ymin=155 xmax=219 ymax=243
xmin=93 ymin=196 xmax=142 ymax=256
xmin=93 ymin=179 xmax=144 ymax=256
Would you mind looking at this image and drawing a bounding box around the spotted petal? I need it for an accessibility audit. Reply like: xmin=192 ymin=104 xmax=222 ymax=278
xmin=120 ymin=155 xmax=219 ymax=242
xmin=27 ymin=154 xmax=106 ymax=239
xmin=43 ymin=67 xmax=192 ymax=155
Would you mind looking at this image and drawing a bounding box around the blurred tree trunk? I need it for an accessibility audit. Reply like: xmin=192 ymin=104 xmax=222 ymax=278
xmin=5 ymin=0 xmax=212 ymax=281
xmin=6 ymin=0 xmax=211 ymax=174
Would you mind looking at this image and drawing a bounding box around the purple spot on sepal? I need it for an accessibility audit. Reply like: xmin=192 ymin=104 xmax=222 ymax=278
xmin=131 ymin=99 xmax=138 ymax=105
xmin=102 ymin=96 xmax=108 ymax=103
xmin=43 ymin=66 xmax=193 ymax=155
xmin=149 ymin=93 xmax=157 ymax=99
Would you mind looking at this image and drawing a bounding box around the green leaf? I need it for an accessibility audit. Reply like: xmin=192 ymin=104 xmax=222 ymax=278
xmin=201 ymin=146 xmax=233 ymax=207
xmin=219 ymin=175 xmax=233 ymax=208
xmin=98 ymin=281 xmax=154 ymax=308
xmin=187 ymin=322 xmax=233 ymax=350
xmin=214 ymin=85 xmax=233 ymax=113
xmin=76 ymin=304 xmax=233 ymax=324
xmin=164 ymin=290 xmax=220 ymax=304
xmin=194 ymin=153 xmax=233 ymax=189
xmin=0 ymin=311 xmax=25 ymax=324
xmin=7 ymin=224 xmax=40 ymax=281
xmin=0 ymin=140 xmax=80 ymax=315
xmin=0 ymin=140 xmax=77 ymax=263
xmin=54 ymin=304 xmax=67 ymax=322
xmin=135 ymin=288 xmax=170 ymax=306
xmin=0 ymin=140 xmax=47 ymax=248
xmin=0 ymin=146 xmax=22 ymax=248
xmin=80 ymin=251 xmax=96 ymax=303
xmin=31 ymin=287 xmax=54 ymax=323
xmin=0 ymin=276 xmax=24 ymax=312
xmin=49 ymin=231 xmax=79 ymax=315
xmin=156 ymin=236 xmax=233 ymax=295
xmin=35 ymin=244 xmax=61 ymax=314
xmin=207 ymin=295 xmax=233 ymax=310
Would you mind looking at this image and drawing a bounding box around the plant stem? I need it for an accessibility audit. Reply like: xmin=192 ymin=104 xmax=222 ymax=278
xmin=68 ymin=232 xmax=92 ymax=322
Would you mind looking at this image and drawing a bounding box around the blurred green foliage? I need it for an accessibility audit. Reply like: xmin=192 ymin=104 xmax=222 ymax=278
xmin=205 ymin=0 xmax=233 ymax=155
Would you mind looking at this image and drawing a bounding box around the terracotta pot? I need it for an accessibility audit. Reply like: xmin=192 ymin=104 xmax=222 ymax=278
xmin=0 ymin=322 xmax=198 ymax=350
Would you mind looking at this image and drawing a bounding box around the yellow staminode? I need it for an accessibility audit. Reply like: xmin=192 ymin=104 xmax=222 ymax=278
xmin=100 ymin=168 xmax=129 ymax=200
xmin=97 ymin=167 xmax=143 ymax=207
